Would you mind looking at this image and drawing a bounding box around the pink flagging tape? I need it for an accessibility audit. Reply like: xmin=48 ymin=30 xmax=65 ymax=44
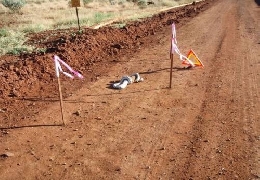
xmin=172 ymin=23 xmax=177 ymax=45
xmin=171 ymin=23 xmax=195 ymax=67
xmin=54 ymin=55 xmax=83 ymax=79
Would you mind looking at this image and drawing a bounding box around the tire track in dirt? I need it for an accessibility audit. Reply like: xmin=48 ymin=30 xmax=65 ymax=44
xmin=176 ymin=0 xmax=260 ymax=179
xmin=236 ymin=0 xmax=260 ymax=177
xmin=154 ymin=0 xmax=238 ymax=178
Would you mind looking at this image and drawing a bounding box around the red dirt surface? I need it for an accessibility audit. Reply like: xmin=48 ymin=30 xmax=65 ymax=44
xmin=0 ymin=0 xmax=259 ymax=179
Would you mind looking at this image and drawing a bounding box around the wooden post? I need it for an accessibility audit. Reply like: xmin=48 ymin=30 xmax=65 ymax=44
xmin=169 ymin=52 xmax=173 ymax=88
xmin=71 ymin=0 xmax=81 ymax=31
xmin=57 ymin=77 xmax=65 ymax=126
xmin=75 ymin=7 xmax=80 ymax=31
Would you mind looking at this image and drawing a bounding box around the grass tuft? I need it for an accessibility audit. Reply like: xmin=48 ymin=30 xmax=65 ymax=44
xmin=0 ymin=30 xmax=33 ymax=55
xmin=93 ymin=12 xmax=114 ymax=24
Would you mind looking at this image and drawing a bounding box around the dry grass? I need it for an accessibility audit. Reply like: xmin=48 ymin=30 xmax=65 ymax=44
xmin=0 ymin=0 xmax=197 ymax=55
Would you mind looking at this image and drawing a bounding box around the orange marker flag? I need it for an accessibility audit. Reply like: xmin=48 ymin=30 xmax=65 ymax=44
xmin=182 ymin=49 xmax=204 ymax=67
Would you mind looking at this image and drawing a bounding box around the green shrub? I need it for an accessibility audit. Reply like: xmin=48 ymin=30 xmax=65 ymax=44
xmin=137 ymin=0 xmax=147 ymax=8
xmin=1 ymin=0 xmax=27 ymax=11
xmin=82 ymin=0 xmax=93 ymax=5
xmin=0 ymin=29 xmax=9 ymax=37
xmin=0 ymin=30 xmax=33 ymax=55
xmin=109 ymin=0 xmax=115 ymax=5
xmin=7 ymin=47 xmax=29 ymax=55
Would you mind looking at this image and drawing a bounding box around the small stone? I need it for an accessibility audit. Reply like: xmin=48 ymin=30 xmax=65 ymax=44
xmin=115 ymin=167 xmax=121 ymax=171
xmin=78 ymin=135 xmax=83 ymax=138
xmin=216 ymin=149 xmax=222 ymax=153
xmin=170 ymin=158 xmax=175 ymax=162
xmin=73 ymin=111 xmax=80 ymax=116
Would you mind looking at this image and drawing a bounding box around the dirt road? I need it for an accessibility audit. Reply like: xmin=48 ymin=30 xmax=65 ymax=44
xmin=0 ymin=0 xmax=259 ymax=179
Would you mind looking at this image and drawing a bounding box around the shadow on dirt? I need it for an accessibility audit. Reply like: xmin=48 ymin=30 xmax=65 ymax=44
xmin=20 ymin=97 xmax=87 ymax=103
xmin=106 ymin=67 xmax=194 ymax=90
xmin=19 ymin=97 xmax=58 ymax=102
xmin=0 ymin=124 xmax=63 ymax=130
xmin=139 ymin=68 xmax=170 ymax=74
xmin=86 ymin=87 xmax=167 ymax=97
xmin=173 ymin=66 xmax=197 ymax=71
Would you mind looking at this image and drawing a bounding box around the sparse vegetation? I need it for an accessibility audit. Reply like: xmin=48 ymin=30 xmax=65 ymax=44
xmin=82 ymin=0 xmax=93 ymax=5
xmin=21 ymin=24 xmax=46 ymax=33
xmin=111 ymin=22 xmax=126 ymax=28
xmin=93 ymin=12 xmax=114 ymax=24
xmin=0 ymin=0 xmax=197 ymax=55
xmin=0 ymin=28 xmax=9 ymax=37
xmin=1 ymin=0 xmax=26 ymax=11
xmin=0 ymin=30 xmax=33 ymax=55
xmin=137 ymin=0 xmax=147 ymax=8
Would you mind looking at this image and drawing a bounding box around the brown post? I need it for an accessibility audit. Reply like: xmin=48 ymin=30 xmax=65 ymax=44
xmin=57 ymin=77 xmax=65 ymax=126
xmin=76 ymin=7 xmax=80 ymax=31
xmin=169 ymin=50 xmax=173 ymax=88
xmin=71 ymin=0 xmax=81 ymax=31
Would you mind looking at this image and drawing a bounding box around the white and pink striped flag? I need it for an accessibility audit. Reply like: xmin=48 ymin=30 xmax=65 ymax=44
xmin=54 ymin=55 xmax=83 ymax=79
